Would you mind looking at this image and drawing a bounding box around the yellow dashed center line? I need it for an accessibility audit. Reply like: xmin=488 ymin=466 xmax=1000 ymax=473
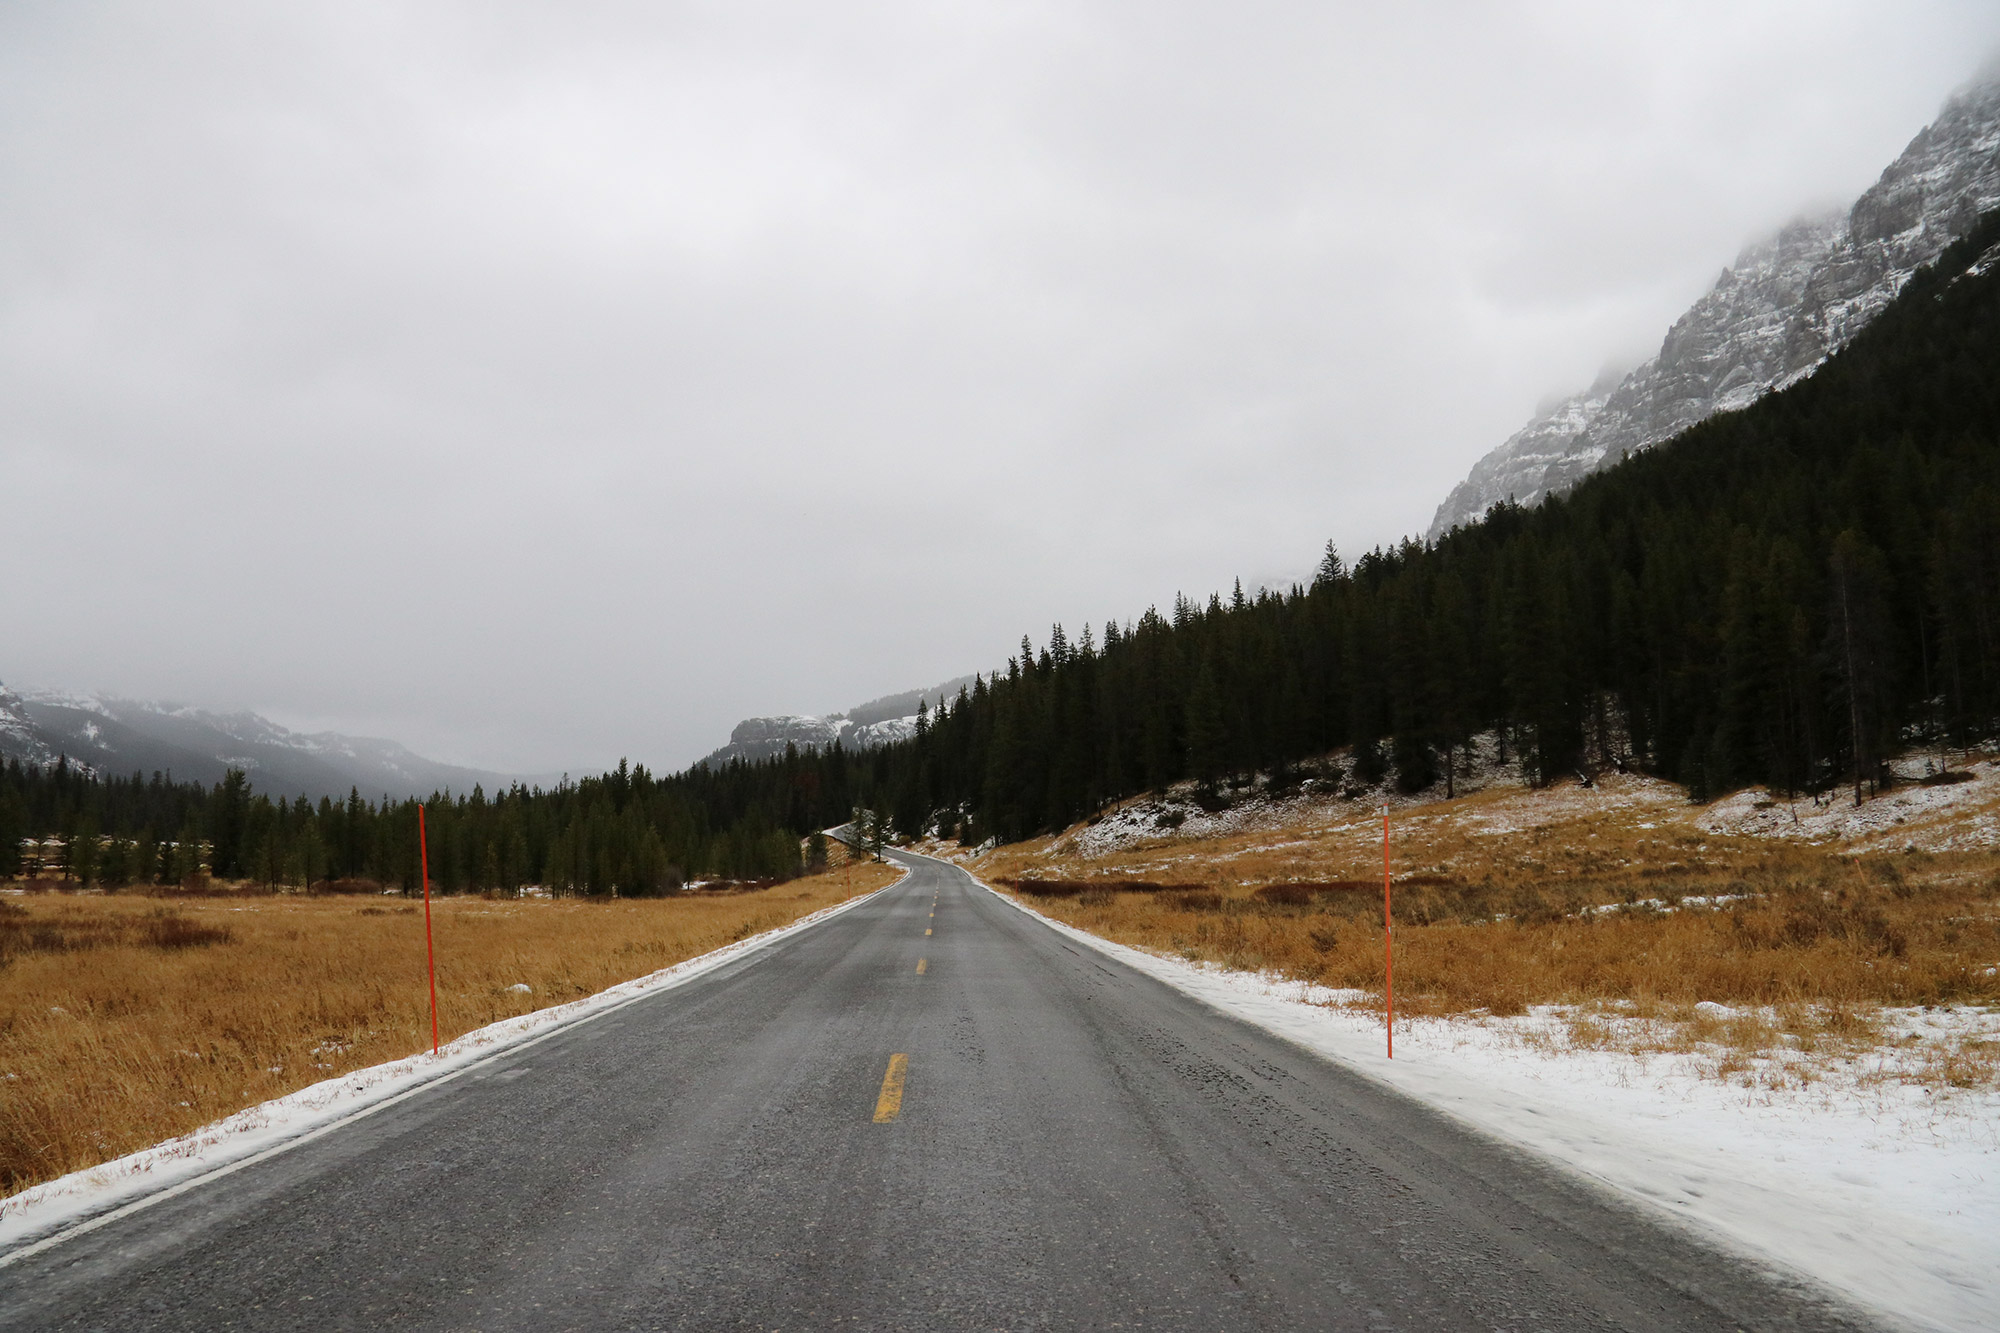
xmin=915 ymin=958 xmax=927 ymax=974
xmin=924 ymin=927 xmax=931 ymax=935
xmin=873 ymin=1054 xmax=909 ymax=1123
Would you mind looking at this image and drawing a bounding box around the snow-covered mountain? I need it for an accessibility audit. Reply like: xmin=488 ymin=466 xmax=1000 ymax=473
xmin=1429 ymin=65 xmax=2000 ymax=541
xmin=700 ymin=676 xmax=979 ymax=768
xmin=702 ymin=713 xmax=919 ymax=765
xmin=0 ymin=681 xmax=533 ymax=800
xmin=0 ymin=684 xmax=50 ymax=768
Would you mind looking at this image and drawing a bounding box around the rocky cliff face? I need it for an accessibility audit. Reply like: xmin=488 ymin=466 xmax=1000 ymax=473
xmin=1429 ymin=68 xmax=2000 ymax=541
xmin=699 ymin=713 xmax=916 ymax=767
xmin=699 ymin=676 xmax=978 ymax=768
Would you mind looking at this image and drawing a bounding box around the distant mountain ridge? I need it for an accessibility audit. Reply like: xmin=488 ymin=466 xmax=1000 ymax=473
xmin=701 ymin=676 xmax=980 ymax=768
xmin=0 ymin=681 xmax=535 ymax=800
xmin=1429 ymin=64 xmax=2000 ymax=539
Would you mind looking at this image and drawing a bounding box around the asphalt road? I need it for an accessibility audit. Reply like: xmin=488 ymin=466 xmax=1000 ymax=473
xmin=1 ymin=851 xmax=1879 ymax=1332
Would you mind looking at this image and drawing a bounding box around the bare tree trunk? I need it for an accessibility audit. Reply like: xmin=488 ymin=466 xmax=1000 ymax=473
xmin=1838 ymin=574 xmax=1866 ymax=807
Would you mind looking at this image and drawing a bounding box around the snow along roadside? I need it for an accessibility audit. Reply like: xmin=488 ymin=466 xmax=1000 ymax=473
xmin=0 ymin=873 xmax=905 ymax=1261
xmin=979 ymin=880 xmax=1997 ymax=1333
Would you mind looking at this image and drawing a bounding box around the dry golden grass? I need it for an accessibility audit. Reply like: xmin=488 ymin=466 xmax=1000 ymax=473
xmin=1522 ymin=995 xmax=2000 ymax=1096
xmin=0 ymin=861 xmax=901 ymax=1196
xmin=971 ymin=771 xmax=2000 ymax=1089
xmin=987 ymin=854 xmax=2000 ymax=1011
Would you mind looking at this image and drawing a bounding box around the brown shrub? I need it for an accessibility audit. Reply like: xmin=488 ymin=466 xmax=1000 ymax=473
xmin=1002 ymin=877 xmax=1202 ymax=898
xmin=1 ymin=910 xmax=120 ymax=961
xmin=141 ymin=876 xmax=246 ymax=899
xmin=314 ymin=878 xmax=389 ymax=896
xmin=139 ymin=914 xmax=233 ymax=950
xmin=999 ymin=877 xmax=1084 ymax=898
xmin=1252 ymin=884 xmax=1319 ymax=907
xmin=0 ymin=907 xmax=234 ymax=963
xmin=1247 ymin=879 xmax=1399 ymax=907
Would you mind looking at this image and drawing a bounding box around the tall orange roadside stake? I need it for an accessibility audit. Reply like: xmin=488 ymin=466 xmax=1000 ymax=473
xmin=418 ymin=804 xmax=439 ymax=1055
xmin=1382 ymin=804 xmax=1393 ymax=1059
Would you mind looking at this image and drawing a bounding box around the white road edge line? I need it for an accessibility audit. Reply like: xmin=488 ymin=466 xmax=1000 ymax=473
xmin=0 ymin=870 xmax=908 ymax=1267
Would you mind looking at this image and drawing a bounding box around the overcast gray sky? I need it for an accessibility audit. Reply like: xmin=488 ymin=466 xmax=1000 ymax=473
xmin=5 ymin=2 xmax=1999 ymax=775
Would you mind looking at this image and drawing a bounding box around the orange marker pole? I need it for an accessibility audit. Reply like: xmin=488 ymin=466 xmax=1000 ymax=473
xmin=418 ymin=803 xmax=439 ymax=1055
xmin=1382 ymin=803 xmax=1393 ymax=1059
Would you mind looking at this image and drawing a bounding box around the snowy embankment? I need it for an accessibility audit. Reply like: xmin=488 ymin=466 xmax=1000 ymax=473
xmin=1053 ymin=731 xmax=1597 ymax=862
xmin=0 ymin=877 xmax=900 ymax=1262
xmin=986 ymin=884 xmax=1999 ymax=1333
xmin=1701 ymin=756 xmax=2000 ymax=852
xmin=1054 ymin=745 xmax=2000 ymax=865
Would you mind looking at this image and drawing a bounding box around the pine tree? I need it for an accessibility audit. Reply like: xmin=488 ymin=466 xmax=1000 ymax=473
xmin=69 ymin=813 xmax=100 ymax=887
xmin=1185 ymin=655 xmax=1226 ymax=791
xmin=210 ymin=769 xmax=251 ymax=879
xmin=1829 ymin=530 xmax=1895 ymax=804
xmin=0 ymin=787 xmax=22 ymax=878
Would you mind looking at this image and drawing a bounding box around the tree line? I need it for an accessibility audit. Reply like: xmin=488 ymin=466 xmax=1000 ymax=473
xmin=0 ymin=751 xmax=848 ymax=892
xmin=9 ymin=209 xmax=2000 ymax=876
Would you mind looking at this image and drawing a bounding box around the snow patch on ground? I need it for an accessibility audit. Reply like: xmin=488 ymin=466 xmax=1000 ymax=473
xmin=1038 ymin=743 xmax=2000 ymax=875
xmin=1442 ymin=772 xmax=1683 ymax=838
xmin=1056 ymin=734 xmax=1658 ymax=861
xmin=986 ymin=885 xmax=2000 ymax=1333
xmin=0 ymin=878 xmax=900 ymax=1255
xmin=1582 ymin=892 xmax=1755 ymax=917
xmin=906 ymin=837 xmax=977 ymax=864
xmin=1700 ymin=758 xmax=2000 ymax=852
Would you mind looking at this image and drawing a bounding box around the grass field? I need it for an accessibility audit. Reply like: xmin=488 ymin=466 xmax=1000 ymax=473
xmin=969 ymin=764 xmax=2000 ymax=1091
xmin=0 ymin=857 xmax=902 ymax=1196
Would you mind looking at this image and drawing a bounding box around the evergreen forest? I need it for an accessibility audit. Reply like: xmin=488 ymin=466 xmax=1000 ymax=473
xmin=857 ymin=209 xmax=2000 ymax=840
xmin=8 ymin=210 xmax=2000 ymax=890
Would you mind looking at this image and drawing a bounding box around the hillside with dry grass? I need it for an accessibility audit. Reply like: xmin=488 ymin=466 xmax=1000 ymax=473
xmin=958 ymin=743 xmax=2000 ymax=1095
xmin=0 ymin=853 xmax=901 ymax=1197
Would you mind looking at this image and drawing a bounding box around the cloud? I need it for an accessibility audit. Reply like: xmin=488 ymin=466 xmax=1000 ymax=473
xmin=3 ymin=1 xmax=1997 ymax=771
